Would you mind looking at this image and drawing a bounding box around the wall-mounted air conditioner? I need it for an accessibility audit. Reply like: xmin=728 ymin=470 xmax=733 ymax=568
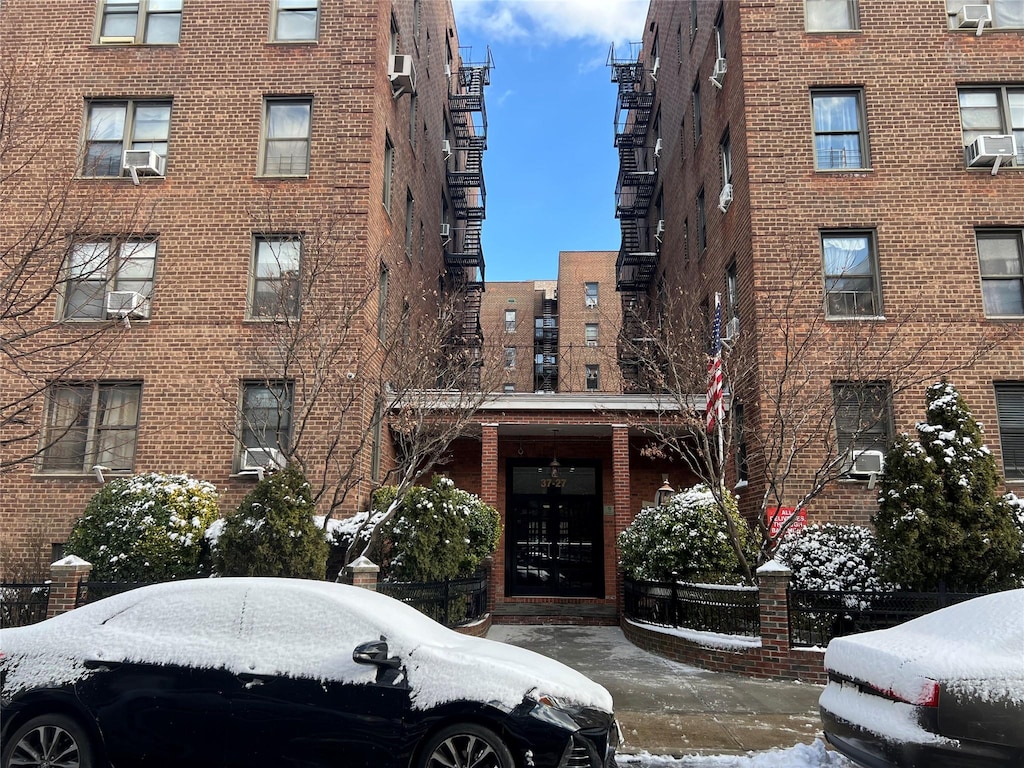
xmin=719 ymin=183 xmax=734 ymax=213
xmin=966 ymin=134 xmax=1016 ymax=174
xmin=655 ymin=219 xmax=665 ymax=242
xmin=844 ymin=449 xmax=884 ymax=479
xmin=957 ymin=4 xmax=992 ymax=34
xmin=122 ymin=149 xmax=165 ymax=177
xmin=724 ymin=316 xmax=739 ymax=341
xmin=650 ymin=56 xmax=660 ymax=82
xmin=105 ymin=290 xmax=150 ymax=319
xmin=710 ymin=57 xmax=727 ymax=89
xmin=585 ymin=297 xmax=598 ymax=308
xmin=442 ymin=139 xmax=452 ymax=159
xmin=440 ymin=223 xmax=451 ymax=239
xmin=241 ymin=447 xmax=285 ymax=472
xmin=389 ymin=54 xmax=417 ymax=95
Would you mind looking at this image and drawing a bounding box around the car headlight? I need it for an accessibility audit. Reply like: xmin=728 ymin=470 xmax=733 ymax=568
xmin=533 ymin=692 xmax=566 ymax=709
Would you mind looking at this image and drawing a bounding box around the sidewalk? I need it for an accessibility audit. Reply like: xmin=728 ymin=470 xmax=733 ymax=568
xmin=486 ymin=624 xmax=825 ymax=757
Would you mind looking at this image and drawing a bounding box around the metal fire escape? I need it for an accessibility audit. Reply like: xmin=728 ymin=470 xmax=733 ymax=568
xmin=445 ymin=46 xmax=493 ymax=388
xmin=609 ymin=42 xmax=660 ymax=392
xmin=533 ymin=294 xmax=559 ymax=392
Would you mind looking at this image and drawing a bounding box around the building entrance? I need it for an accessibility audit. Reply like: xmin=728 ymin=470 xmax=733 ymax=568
xmin=506 ymin=461 xmax=603 ymax=597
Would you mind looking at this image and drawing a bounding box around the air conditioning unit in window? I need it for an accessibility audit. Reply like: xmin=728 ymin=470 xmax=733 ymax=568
xmin=843 ymin=449 xmax=885 ymax=479
xmin=719 ymin=183 xmax=734 ymax=213
xmin=440 ymin=222 xmax=451 ymax=240
xmin=99 ymin=35 xmax=137 ymax=44
xmin=654 ymin=137 xmax=663 ymax=159
xmin=655 ymin=219 xmax=665 ymax=242
xmin=650 ymin=56 xmax=660 ymax=82
xmin=241 ymin=447 xmax=285 ymax=472
xmin=105 ymin=290 xmax=150 ymax=319
xmin=957 ymin=4 xmax=992 ymax=34
xmin=389 ymin=54 xmax=417 ymax=95
xmin=723 ymin=316 xmax=740 ymax=341
xmin=966 ymin=134 xmax=1016 ymax=174
xmin=122 ymin=149 xmax=165 ymax=177
xmin=710 ymin=57 xmax=728 ymax=89
xmin=442 ymin=139 xmax=452 ymax=160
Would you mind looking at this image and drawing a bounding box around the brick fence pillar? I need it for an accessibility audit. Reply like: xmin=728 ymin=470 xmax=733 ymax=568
xmin=611 ymin=425 xmax=630 ymax=608
xmin=756 ymin=560 xmax=792 ymax=673
xmin=481 ymin=423 xmax=500 ymax=609
xmin=47 ymin=555 xmax=92 ymax=618
xmin=344 ymin=556 xmax=380 ymax=591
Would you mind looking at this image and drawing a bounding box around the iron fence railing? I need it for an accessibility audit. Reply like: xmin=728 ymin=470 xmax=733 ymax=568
xmin=0 ymin=582 xmax=51 ymax=627
xmin=623 ymin=576 xmax=760 ymax=637
xmin=378 ymin=573 xmax=488 ymax=628
xmin=76 ymin=580 xmax=157 ymax=607
xmin=788 ymin=587 xmax=985 ymax=648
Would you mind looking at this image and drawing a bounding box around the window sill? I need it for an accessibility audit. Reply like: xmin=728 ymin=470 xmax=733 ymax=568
xmin=268 ymin=39 xmax=319 ymax=45
xmin=984 ymin=314 xmax=1024 ymax=321
xmin=256 ymin=174 xmax=310 ymax=181
xmin=825 ymin=314 xmax=886 ymax=322
xmin=815 ymin=167 xmax=873 ymax=173
xmin=76 ymin=175 xmax=167 ymax=182
xmin=32 ymin=471 xmax=131 ymax=480
xmin=804 ymin=29 xmax=862 ymax=35
xmin=91 ymin=42 xmax=181 ymax=48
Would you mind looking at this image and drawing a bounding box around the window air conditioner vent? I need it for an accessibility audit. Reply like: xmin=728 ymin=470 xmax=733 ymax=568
xmin=241 ymin=447 xmax=285 ymax=472
xmin=844 ymin=449 xmax=884 ymax=478
xmin=105 ymin=290 xmax=150 ymax=319
xmin=724 ymin=316 xmax=739 ymax=341
xmin=655 ymin=219 xmax=665 ymax=242
xmin=440 ymin=223 xmax=451 ymax=239
xmin=654 ymin=137 xmax=663 ymax=159
xmin=99 ymin=35 xmax=137 ymax=44
xmin=389 ymin=54 xmax=417 ymax=94
xmin=442 ymin=139 xmax=452 ymax=159
xmin=710 ymin=57 xmax=727 ymax=88
xmin=966 ymin=134 xmax=1016 ymax=172
xmin=719 ymin=183 xmax=734 ymax=213
xmin=957 ymin=4 xmax=992 ymax=34
xmin=585 ymin=297 xmax=598 ymax=308
xmin=122 ymin=149 xmax=165 ymax=177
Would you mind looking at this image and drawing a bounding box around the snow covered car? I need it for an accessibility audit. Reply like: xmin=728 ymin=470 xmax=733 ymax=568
xmin=0 ymin=578 xmax=618 ymax=768
xmin=819 ymin=589 xmax=1024 ymax=768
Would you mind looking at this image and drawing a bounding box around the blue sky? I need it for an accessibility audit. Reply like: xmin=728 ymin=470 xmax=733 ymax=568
xmin=450 ymin=0 xmax=649 ymax=282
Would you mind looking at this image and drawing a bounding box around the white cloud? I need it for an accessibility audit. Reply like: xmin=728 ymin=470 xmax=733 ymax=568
xmin=452 ymin=0 xmax=649 ymax=47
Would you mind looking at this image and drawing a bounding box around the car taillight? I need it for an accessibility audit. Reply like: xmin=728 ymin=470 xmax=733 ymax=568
xmin=863 ymin=678 xmax=940 ymax=707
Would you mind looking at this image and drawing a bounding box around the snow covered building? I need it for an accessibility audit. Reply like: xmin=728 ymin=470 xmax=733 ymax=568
xmin=611 ymin=0 xmax=1024 ymax=529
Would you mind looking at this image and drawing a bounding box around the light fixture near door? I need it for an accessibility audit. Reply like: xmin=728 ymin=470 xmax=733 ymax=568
xmin=549 ymin=429 xmax=560 ymax=478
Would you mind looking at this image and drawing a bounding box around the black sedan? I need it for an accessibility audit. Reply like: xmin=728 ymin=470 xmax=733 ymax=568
xmin=1 ymin=578 xmax=618 ymax=768
xmin=819 ymin=589 xmax=1024 ymax=768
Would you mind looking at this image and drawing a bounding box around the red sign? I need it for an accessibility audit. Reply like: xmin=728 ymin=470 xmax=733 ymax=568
xmin=767 ymin=506 xmax=806 ymax=538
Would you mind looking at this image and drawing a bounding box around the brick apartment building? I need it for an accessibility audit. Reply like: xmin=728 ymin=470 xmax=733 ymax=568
xmin=0 ymin=0 xmax=494 ymax=575
xmin=611 ymin=0 xmax=1024 ymax=528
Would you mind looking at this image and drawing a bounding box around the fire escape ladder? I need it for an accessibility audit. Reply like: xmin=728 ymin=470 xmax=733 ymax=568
xmin=534 ymin=297 xmax=559 ymax=392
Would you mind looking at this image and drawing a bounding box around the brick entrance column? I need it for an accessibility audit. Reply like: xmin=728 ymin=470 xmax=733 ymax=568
xmin=610 ymin=424 xmax=630 ymax=605
xmin=482 ymin=423 xmax=501 ymax=607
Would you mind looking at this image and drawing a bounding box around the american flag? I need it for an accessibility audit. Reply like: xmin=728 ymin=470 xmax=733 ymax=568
xmin=706 ymin=293 xmax=724 ymax=433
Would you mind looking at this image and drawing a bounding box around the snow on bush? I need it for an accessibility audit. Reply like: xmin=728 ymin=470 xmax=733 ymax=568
xmin=774 ymin=524 xmax=886 ymax=592
xmin=618 ymin=484 xmax=752 ymax=582
xmin=65 ymin=473 xmax=219 ymax=581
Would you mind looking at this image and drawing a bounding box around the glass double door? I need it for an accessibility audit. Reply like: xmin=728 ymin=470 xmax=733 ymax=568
xmin=506 ymin=462 xmax=603 ymax=597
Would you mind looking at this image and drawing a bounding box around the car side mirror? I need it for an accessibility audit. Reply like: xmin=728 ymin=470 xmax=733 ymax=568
xmin=353 ymin=639 xmax=401 ymax=670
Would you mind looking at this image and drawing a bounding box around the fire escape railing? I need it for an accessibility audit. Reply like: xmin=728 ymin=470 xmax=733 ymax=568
xmin=445 ymin=46 xmax=492 ymax=388
xmin=533 ymin=296 xmax=559 ymax=392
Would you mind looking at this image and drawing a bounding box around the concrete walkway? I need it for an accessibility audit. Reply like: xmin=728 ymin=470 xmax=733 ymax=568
xmin=486 ymin=624 xmax=825 ymax=757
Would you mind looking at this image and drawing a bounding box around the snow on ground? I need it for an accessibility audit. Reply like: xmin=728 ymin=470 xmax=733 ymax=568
xmin=620 ymin=739 xmax=853 ymax=767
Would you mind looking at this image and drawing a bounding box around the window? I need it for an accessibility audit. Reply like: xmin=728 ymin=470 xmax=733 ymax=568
xmin=63 ymin=239 xmax=155 ymax=320
xmin=377 ymin=265 xmax=390 ymax=342
xmin=404 ymin=190 xmax=415 ymax=259
xmin=83 ymin=100 xmax=171 ymax=177
xmin=822 ymin=231 xmax=881 ymax=318
xmin=241 ymin=382 xmax=293 ymax=461
xmin=585 ymin=323 xmax=599 ymax=347
xmin=505 ymin=309 xmax=517 ymax=333
xmin=504 ymin=346 xmax=517 ymax=369
xmin=98 ymin=1 xmax=181 ymax=44
xmin=812 ymin=89 xmax=868 ymax=169
xmin=833 ymin=382 xmax=892 ymax=458
xmin=720 ymin=130 xmax=733 ymax=187
xmin=261 ymin=99 xmax=311 ymax=176
xmin=272 ymin=1 xmax=319 ymax=42
xmin=958 ymin=87 xmax=1024 ymax=168
xmin=251 ymin=236 xmax=301 ymax=318
xmin=383 ymin=133 xmax=395 ymax=211
xmin=689 ymin=0 xmax=698 ymax=39
xmin=995 ymin=383 xmax=1024 ymax=479
xmin=585 ymin=282 xmax=599 ymax=307
xmin=805 ymin=0 xmax=859 ymax=31
xmin=734 ymin=402 xmax=748 ymax=483
xmin=948 ymin=1 xmax=1024 ymax=29
xmin=41 ymin=382 xmax=141 ymax=473
xmin=676 ymin=24 xmax=683 ymax=64
xmin=696 ymin=188 xmax=707 ymax=251
xmin=714 ymin=8 xmax=726 ymax=60
xmin=409 ymin=94 xmax=418 ymax=147
xmin=414 ymin=0 xmax=422 ymax=41
xmin=978 ymin=230 xmax=1024 ymax=316
xmin=370 ymin=396 xmax=383 ymax=483
xmin=692 ymin=81 xmax=702 ymax=146
xmin=585 ymin=365 xmax=600 ymax=391
xmin=726 ymin=261 xmax=739 ymax=327
xmin=503 ymin=383 xmax=515 ymax=393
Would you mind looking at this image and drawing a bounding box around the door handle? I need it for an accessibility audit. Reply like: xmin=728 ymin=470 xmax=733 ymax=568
xmin=236 ymin=673 xmax=266 ymax=689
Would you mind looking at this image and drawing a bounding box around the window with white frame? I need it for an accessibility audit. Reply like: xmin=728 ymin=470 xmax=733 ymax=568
xmin=822 ymin=231 xmax=882 ymax=318
xmin=504 ymin=346 xmax=517 ymax=369
xmin=947 ymin=1 xmax=1024 ymax=29
xmin=958 ymin=87 xmax=1024 ymax=168
xmin=584 ymin=282 xmax=599 ymax=307
xmin=272 ymin=0 xmax=319 ymax=42
xmin=83 ymin=100 xmax=171 ymax=177
xmin=585 ymin=365 xmax=600 ymax=391
xmin=726 ymin=261 xmax=739 ymax=327
xmin=97 ymin=1 xmax=182 ymax=44
xmin=585 ymin=323 xmax=599 ymax=347
xmin=251 ymin=236 xmax=301 ymax=318
xmin=995 ymin=383 xmax=1024 ymax=479
xmin=240 ymin=382 xmax=293 ymax=465
xmin=505 ymin=309 xmax=517 ymax=333
xmin=833 ymin=381 xmax=892 ymax=459
xmin=261 ymin=98 xmax=311 ymax=176
xmin=714 ymin=8 xmax=726 ymax=60
xmin=977 ymin=230 xmax=1024 ymax=316
xmin=720 ymin=130 xmax=733 ymax=189
xmin=503 ymin=383 xmax=515 ymax=393
xmin=41 ymin=382 xmax=141 ymax=473
xmin=812 ymin=89 xmax=869 ymax=170
xmin=805 ymin=0 xmax=859 ymax=31
xmin=63 ymin=239 xmax=155 ymax=320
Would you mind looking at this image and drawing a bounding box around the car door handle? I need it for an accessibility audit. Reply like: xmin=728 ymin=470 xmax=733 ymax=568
xmin=236 ymin=673 xmax=266 ymax=689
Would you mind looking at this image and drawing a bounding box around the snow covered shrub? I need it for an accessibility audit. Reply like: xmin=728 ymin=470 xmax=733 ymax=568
xmin=618 ymin=484 xmax=752 ymax=582
xmin=65 ymin=473 xmax=219 ymax=581
xmin=774 ymin=524 xmax=886 ymax=592
xmin=873 ymin=381 xmax=1024 ymax=591
xmin=373 ymin=475 xmax=501 ymax=583
xmin=212 ymin=464 xmax=328 ymax=579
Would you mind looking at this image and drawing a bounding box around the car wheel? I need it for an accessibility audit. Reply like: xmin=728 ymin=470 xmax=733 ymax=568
xmin=419 ymin=723 xmax=514 ymax=768
xmin=1 ymin=714 xmax=94 ymax=768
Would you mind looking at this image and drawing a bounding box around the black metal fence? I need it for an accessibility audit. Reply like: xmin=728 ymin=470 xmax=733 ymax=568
xmin=0 ymin=582 xmax=51 ymax=628
xmin=378 ymin=573 xmax=489 ymax=628
xmin=76 ymin=580 xmax=156 ymax=607
xmin=623 ymin=576 xmax=760 ymax=637
xmin=789 ymin=587 xmax=985 ymax=648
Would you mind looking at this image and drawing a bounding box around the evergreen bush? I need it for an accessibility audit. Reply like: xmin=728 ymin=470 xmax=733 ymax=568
xmin=64 ymin=473 xmax=219 ymax=581
xmin=775 ymin=523 xmax=886 ymax=591
xmin=873 ymin=382 xmax=1024 ymax=591
xmin=212 ymin=464 xmax=328 ymax=579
